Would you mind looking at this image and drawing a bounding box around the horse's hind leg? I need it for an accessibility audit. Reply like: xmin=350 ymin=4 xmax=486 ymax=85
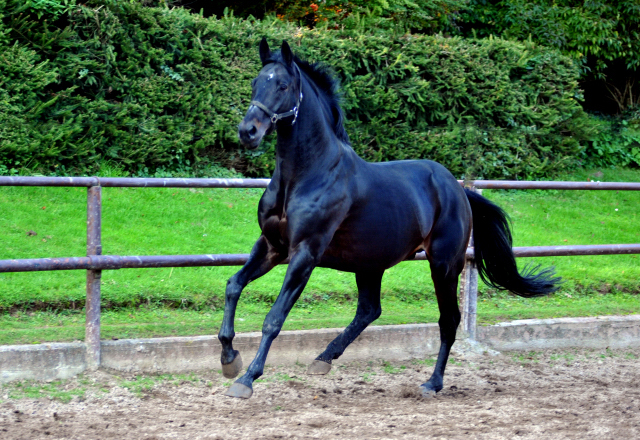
xmin=218 ymin=235 xmax=283 ymax=379
xmin=308 ymin=270 xmax=384 ymax=375
xmin=421 ymin=240 xmax=466 ymax=396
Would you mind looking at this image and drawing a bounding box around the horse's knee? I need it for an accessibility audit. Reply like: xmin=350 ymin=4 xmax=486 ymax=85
xmin=262 ymin=316 xmax=284 ymax=340
xmin=430 ymin=260 xmax=450 ymax=276
xmin=450 ymin=308 xmax=461 ymax=326
xmin=225 ymin=277 xmax=242 ymax=302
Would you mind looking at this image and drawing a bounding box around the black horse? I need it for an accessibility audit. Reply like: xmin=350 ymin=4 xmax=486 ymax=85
xmin=219 ymin=39 xmax=560 ymax=399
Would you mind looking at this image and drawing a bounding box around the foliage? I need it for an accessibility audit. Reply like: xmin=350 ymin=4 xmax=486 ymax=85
xmin=0 ymin=0 xmax=588 ymax=179
xmin=457 ymin=0 xmax=640 ymax=112
xmin=1 ymin=0 xmax=249 ymax=175
xmin=582 ymin=109 xmax=640 ymax=168
xmin=267 ymin=0 xmax=466 ymax=34
xmin=198 ymin=1 xmax=640 ymax=114
xmin=459 ymin=0 xmax=640 ymax=73
xmin=23 ymin=0 xmax=76 ymax=19
xmin=336 ymin=34 xmax=587 ymax=179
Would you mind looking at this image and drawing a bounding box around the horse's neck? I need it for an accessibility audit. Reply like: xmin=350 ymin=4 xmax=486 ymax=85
xmin=274 ymin=81 xmax=341 ymax=181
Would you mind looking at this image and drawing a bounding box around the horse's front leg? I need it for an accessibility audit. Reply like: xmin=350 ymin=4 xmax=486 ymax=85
xmin=225 ymin=241 xmax=320 ymax=399
xmin=218 ymin=235 xmax=283 ymax=379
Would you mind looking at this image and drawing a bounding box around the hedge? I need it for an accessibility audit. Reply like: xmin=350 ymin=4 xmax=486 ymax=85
xmin=0 ymin=0 xmax=589 ymax=179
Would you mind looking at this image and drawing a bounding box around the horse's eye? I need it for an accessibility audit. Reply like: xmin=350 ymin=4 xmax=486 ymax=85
xmin=279 ymin=83 xmax=288 ymax=91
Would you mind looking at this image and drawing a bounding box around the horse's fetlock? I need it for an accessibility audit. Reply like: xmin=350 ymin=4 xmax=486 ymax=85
xmin=218 ymin=332 xmax=235 ymax=345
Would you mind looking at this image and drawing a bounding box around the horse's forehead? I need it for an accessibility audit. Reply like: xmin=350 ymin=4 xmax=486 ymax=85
xmin=259 ymin=64 xmax=289 ymax=81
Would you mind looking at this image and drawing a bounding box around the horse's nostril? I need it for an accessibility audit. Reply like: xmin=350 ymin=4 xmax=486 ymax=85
xmin=248 ymin=126 xmax=257 ymax=137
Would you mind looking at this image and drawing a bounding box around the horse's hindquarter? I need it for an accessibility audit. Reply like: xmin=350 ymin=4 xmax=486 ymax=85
xmin=320 ymin=160 xmax=450 ymax=272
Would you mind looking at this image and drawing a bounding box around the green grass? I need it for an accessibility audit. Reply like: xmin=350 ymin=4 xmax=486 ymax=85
xmin=0 ymin=372 xmax=209 ymax=403
xmin=0 ymin=299 xmax=441 ymax=345
xmin=3 ymin=379 xmax=86 ymax=403
xmin=382 ymin=361 xmax=407 ymax=374
xmin=119 ymin=372 xmax=201 ymax=396
xmin=0 ymin=167 xmax=639 ymax=344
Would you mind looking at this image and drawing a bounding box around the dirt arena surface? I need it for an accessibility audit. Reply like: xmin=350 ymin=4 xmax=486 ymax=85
xmin=1 ymin=346 xmax=639 ymax=439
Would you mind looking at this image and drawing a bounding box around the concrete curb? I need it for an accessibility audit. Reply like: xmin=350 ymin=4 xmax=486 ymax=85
xmin=0 ymin=342 xmax=86 ymax=383
xmin=478 ymin=314 xmax=640 ymax=351
xmin=1 ymin=315 xmax=639 ymax=383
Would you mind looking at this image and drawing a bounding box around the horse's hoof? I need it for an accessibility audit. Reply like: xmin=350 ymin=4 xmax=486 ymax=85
xmin=224 ymin=382 xmax=253 ymax=399
xmin=221 ymin=353 xmax=243 ymax=379
xmin=307 ymin=360 xmax=332 ymax=375
xmin=419 ymin=385 xmax=436 ymax=399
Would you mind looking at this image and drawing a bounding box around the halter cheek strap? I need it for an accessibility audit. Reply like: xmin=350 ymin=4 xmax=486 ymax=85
xmin=250 ymin=64 xmax=304 ymax=126
xmin=250 ymin=99 xmax=300 ymax=125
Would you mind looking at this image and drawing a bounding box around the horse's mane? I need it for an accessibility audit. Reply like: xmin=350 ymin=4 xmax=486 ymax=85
xmin=266 ymin=51 xmax=350 ymax=144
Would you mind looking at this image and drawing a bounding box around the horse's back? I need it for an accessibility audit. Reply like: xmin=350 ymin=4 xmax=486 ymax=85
xmin=364 ymin=159 xmax=469 ymax=222
xmin=319 ymin=158 xmax=470 ymax=271
xmin=367 ymin=159 xmax=463 ymax=199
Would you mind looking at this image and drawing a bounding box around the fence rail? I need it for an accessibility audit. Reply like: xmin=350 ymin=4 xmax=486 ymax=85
xmin=4 ymin=244 xmax=640 ymax=274
xmin=1 ymin=176 xmax=639 ymax=367
xmin=0 ymin=176 xmax=272 ymax=188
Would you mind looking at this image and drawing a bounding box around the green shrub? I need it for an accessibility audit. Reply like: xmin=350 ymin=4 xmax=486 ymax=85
xmin=0 ymin=0 xmax=588 ymax=179
xmin=262 ymin=0 xmax=466 ymax=34
xmin=335 ymin=34 xmax=587 ymax=179
xmin=457 ymin=0 xmax=640 ymax=113
xmin=582 ymin=110 xmax=640 ymax=168
xmin=459 ymin=0 xmax=640 ymax=75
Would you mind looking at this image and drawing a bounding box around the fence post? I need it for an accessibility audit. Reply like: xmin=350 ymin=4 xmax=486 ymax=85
xmin=459 ymin=187 xmax=480 ymax=340
xmin=86 ymin=181 xmax=102 ymax=370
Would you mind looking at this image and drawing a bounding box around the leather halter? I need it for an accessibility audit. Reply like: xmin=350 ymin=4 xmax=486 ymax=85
xmin=250 ymin=64 xmax=304 ymax=126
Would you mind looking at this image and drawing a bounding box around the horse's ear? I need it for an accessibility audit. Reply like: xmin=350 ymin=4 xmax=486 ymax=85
xmin=259 ymin=37 xmax=271 ymax=65
xmin=281 ymin=40 xmax=293 ymax=67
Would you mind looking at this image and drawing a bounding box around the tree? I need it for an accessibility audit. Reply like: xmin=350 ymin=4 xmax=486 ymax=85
xmin=458 ymin=0 xmax=640 ymax=113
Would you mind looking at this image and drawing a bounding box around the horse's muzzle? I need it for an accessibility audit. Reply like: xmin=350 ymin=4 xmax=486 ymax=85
xmin=238 ymin=117 xmax=268 ymax=149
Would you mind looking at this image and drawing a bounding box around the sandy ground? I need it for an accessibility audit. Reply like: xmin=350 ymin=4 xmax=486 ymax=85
xmin=1 ymin=346 xmax=639 ymax=440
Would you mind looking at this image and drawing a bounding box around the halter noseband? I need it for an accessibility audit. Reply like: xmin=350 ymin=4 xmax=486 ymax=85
xmin=250 ymin=64 xmax=304 ymax=126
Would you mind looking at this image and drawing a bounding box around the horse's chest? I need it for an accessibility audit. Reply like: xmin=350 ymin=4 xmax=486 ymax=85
xmin=258 ymin=192 xmax=289 ymax=250
xmin=258 ymin=182 xmax=346 ymax=251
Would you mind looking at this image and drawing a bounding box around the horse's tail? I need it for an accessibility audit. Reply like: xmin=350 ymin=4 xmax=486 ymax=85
xmin=464 ymin=189 xmax=561 ymax=298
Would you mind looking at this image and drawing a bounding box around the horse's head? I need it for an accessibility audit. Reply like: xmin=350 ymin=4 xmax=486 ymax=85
xmin=238 ymin=39 xmax=303 ymax=149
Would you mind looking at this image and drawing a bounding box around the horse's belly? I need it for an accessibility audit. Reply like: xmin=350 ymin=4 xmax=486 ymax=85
xmin=320 ymin=224 xmax=422 ymax=272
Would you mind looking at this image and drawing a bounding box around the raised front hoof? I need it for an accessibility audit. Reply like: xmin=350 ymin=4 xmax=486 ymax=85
xmin=224 ymin=382 xmax=253 ymax=399
xmin=221 ymin=353 xmax=243 ymax=379
xmin=307 ymin=360 xmax=332 ymax=375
